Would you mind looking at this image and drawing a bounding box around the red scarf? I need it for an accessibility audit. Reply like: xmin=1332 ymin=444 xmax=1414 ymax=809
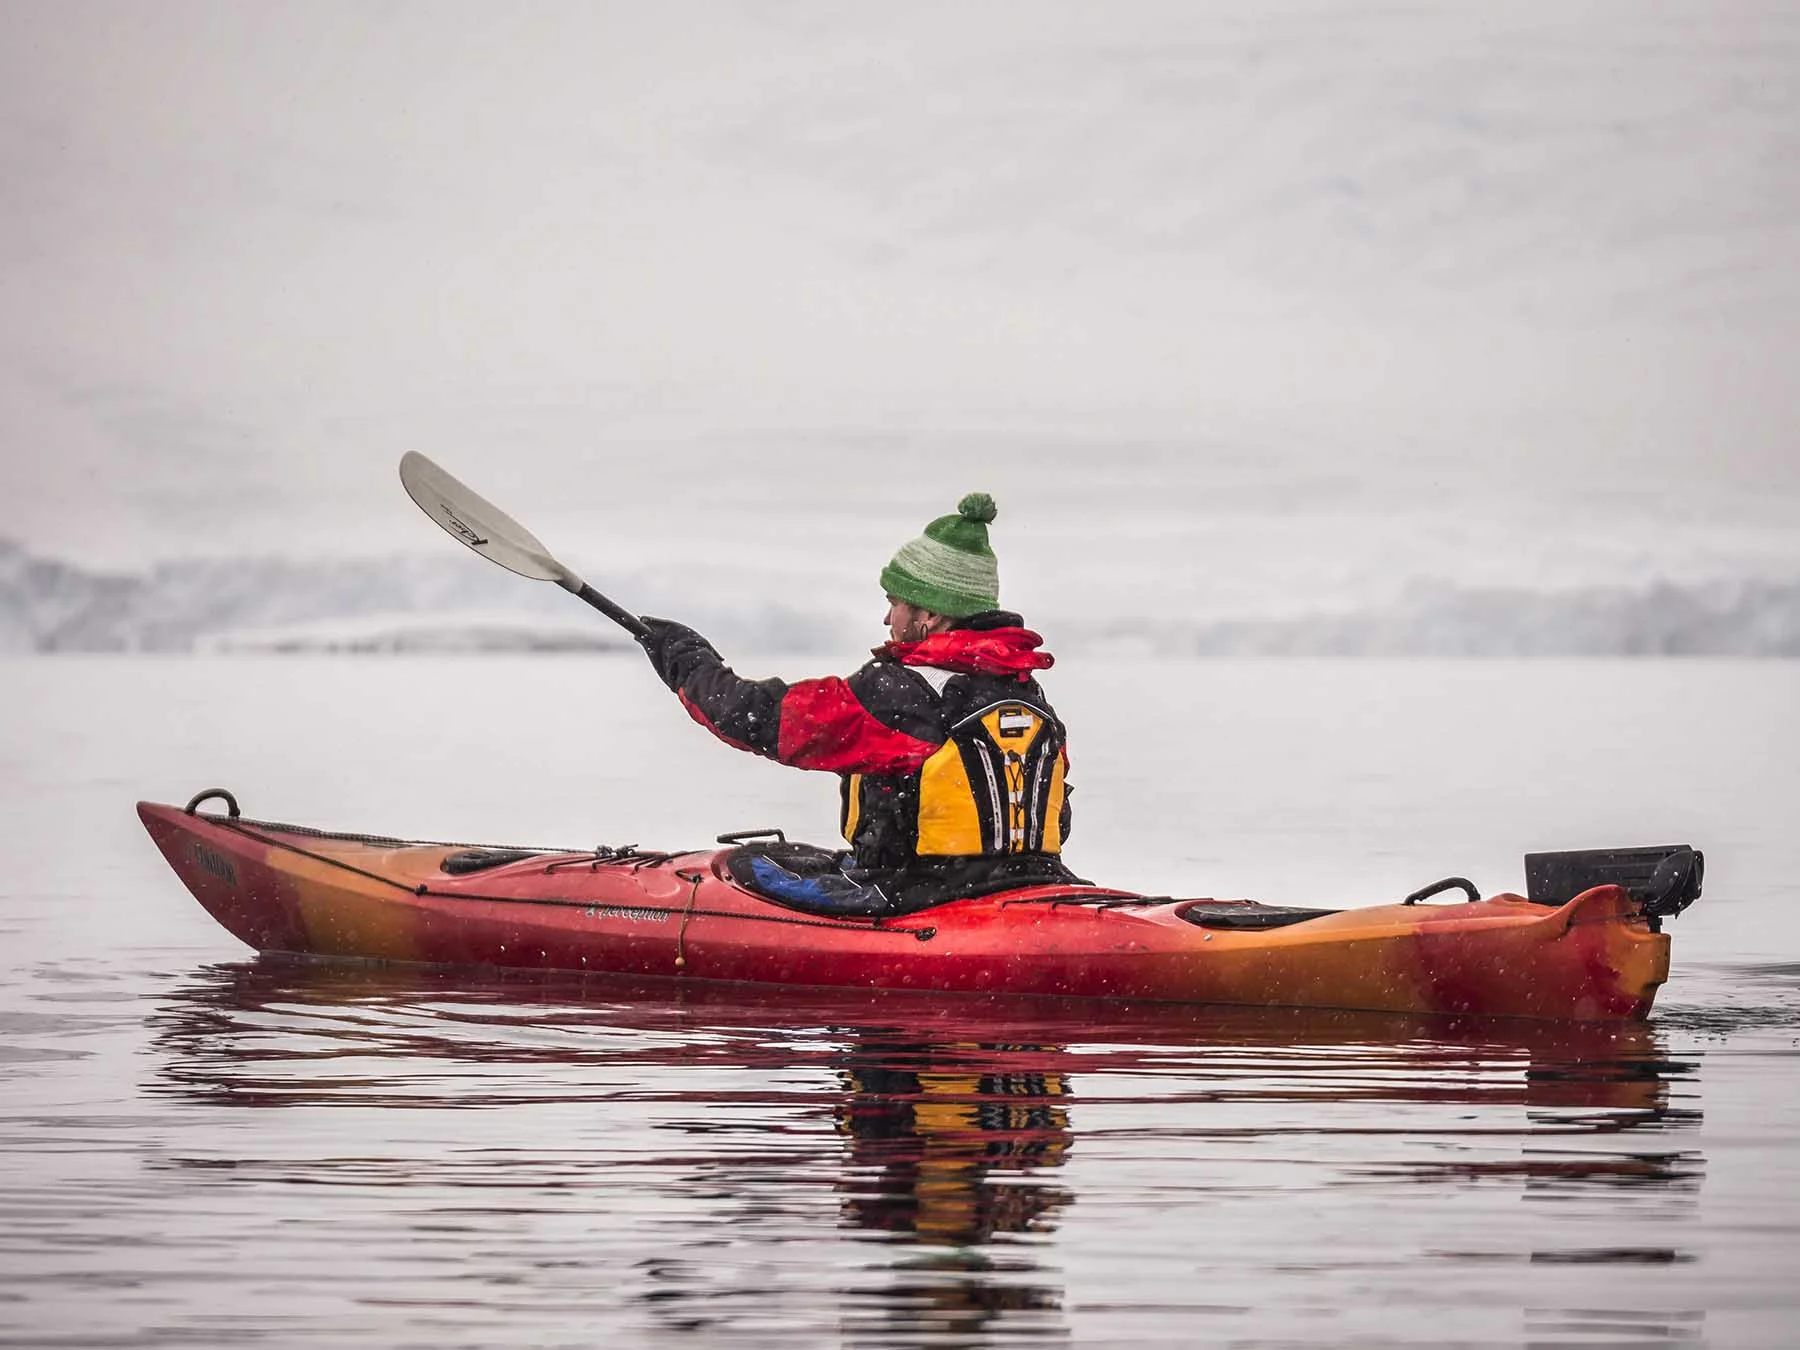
xmin=880 ymin=627 xmax=1054 ymax=679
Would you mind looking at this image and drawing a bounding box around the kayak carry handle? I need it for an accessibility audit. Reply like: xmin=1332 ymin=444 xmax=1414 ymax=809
xmin=715 ymin=827 xmax=788 ymax=845
xmin=184 ymin=788 xmax=241 ymax=819
xmin=1403 ymin=877 xmax=1480 ymax=905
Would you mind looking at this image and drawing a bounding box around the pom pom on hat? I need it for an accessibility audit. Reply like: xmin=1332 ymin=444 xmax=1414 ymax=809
xmin=957 ymin=492 xmax=997 ymax=525
xmin=879 ymin=492 xmax=1001 ymax=619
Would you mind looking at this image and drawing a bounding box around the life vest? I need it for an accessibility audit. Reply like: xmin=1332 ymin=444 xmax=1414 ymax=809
xmin=840 ymin=669 xmax=1070 ymax=866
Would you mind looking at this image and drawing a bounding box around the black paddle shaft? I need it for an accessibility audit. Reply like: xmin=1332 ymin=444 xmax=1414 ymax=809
xmin=572 ymin=582 xmax=651 ymax=640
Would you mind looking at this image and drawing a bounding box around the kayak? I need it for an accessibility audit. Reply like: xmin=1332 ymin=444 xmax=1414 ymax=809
xmin=137 ymin=792 xmax=1702 ymax=1022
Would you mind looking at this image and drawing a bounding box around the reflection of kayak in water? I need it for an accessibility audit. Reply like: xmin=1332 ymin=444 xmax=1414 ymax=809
xmin=152 ymin=959 xmax=1686 ymax=1127
xmin=140 ymin=958 xmax=1697 ymax=1347
xmin=138 ymin=795 xmax=1700 ymax=1021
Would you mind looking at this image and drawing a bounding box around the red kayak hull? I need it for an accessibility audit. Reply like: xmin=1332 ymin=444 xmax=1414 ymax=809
xmin=138 ymin=801 xmax=1672 ymax=1021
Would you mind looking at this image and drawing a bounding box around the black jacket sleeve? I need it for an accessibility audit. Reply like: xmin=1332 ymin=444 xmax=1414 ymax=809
xmin=637 ymin=617 xmax=786 ymax=756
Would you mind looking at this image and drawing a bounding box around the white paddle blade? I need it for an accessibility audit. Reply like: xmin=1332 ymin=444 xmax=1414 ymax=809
xmin=398 ymin=452 xmax=575 ymax=586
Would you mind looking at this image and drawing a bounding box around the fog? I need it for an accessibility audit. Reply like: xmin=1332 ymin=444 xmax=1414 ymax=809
xmin=3 ymin=2 xmax=1796 ymax=629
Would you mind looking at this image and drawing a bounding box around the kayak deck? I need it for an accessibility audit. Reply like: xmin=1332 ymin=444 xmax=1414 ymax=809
xmin=138 ymin=799 xmax=1676 ymax=1021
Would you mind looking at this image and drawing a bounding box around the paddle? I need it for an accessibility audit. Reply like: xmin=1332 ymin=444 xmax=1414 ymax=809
xmin=398 ymin=451 xmax=650 ymax=639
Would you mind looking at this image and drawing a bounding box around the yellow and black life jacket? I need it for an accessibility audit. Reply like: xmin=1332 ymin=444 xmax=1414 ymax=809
xmin=840 ymin=670 xmax=1070 ymax=868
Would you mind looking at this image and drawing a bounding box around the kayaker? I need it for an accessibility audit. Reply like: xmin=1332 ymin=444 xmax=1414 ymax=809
xmin=635 ymin=493 xmax=1077 ymax=915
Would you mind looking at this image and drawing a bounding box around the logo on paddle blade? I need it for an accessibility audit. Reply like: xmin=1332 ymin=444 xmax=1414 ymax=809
xmin=439 ymin=502 xmax=488 ymax=547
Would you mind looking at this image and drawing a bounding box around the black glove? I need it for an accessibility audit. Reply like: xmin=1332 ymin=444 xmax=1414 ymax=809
xmin=636 ymin=616 xmax=721 ymax=692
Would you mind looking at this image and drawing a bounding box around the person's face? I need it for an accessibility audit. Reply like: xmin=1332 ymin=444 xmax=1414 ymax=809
xmin=885 ymin=596 xmax=937 ymax=645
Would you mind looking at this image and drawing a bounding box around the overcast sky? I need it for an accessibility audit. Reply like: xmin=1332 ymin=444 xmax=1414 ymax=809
xmin=2 ymin=1 xmax=1796 ymax=615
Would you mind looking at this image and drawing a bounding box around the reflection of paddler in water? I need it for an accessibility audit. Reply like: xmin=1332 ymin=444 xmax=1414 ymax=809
xmin=833 ymin=1039 xmax=1073 ymax=1244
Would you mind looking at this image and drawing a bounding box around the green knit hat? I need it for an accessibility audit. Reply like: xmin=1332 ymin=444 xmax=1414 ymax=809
xmin=879 ymin=493 xmax=999 ymax=618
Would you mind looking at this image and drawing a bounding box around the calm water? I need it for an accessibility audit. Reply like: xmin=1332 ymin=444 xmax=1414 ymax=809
xmin=4 ymin=656 xmax=1799 ymax=1348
